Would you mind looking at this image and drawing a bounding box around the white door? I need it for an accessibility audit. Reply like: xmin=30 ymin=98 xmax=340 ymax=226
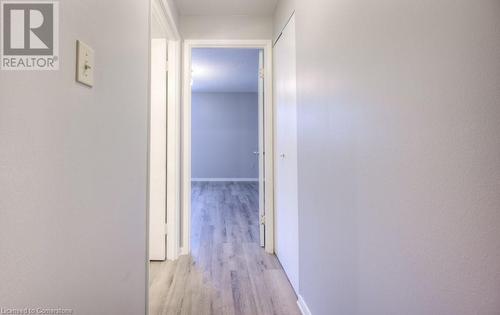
xmin=274 ymin=14 xmax=299 ymax=293
xmin=258 ymin=49 xmax=265 ymax=247
xmin=149 ymin=38 xmax=167 ymax=261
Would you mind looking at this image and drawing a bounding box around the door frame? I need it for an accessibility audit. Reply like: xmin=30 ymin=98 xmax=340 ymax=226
xmin=181 ymin=39 xmax=275 ymax=254
xmin=149 ymin=0 xmax=181 ymax=262
xmin=149 ymin=37 xmax=168 ymax=261
xmin=147 ymin=0 xmax=181 ymax=314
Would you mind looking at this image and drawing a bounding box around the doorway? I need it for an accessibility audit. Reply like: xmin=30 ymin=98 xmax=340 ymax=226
xmin=181 ymin=40 xmax=274 ymax=255
xmin=190 ymin=47 xmax=263 ymax=255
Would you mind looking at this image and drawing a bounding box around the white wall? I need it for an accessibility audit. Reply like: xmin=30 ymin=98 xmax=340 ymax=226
xmin=0 ymin=1 xmax=149 ymax=313
xmin=191 ymin=92 xmax=259 ymax=180
xmin=277 ymin=0 xmax=500 ymax=314
xmin=180 ymin=15 xmax=273 ymax=40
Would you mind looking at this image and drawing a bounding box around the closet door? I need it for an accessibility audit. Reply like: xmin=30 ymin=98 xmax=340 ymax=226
xmin=274 ymin=14 xmax=299 ymax=293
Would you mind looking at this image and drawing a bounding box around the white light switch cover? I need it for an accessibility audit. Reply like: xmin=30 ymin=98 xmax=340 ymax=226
xmin=76 ymin=40 xmax=94 ymax=87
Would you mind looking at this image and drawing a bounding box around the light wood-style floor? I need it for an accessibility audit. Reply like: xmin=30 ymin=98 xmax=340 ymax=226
xmin=149 ymin=182 xmax=300 ymax=315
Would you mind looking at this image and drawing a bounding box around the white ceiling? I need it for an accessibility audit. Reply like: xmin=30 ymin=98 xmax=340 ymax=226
xmin=192 ymin=48 xmax=260 ymax=93
xmin=174 ymin=0 xmax=278 ymax=16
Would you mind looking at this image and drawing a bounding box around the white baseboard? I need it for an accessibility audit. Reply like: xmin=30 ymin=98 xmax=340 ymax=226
xmin=191 ymin=178 xmax=258 ymax=182
xmin=297 ymin=295 xmax=312 ymax=315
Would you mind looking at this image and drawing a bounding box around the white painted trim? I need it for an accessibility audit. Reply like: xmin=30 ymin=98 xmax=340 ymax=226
xmin=191 ymin=178 xmax=259 ymax=182
xmin=181 ymin=42 xmax=192 ymax=255
xmin=145 ymin=2 xmax=152 ymax=314
xmin=258 ymin=49 xmax=265 ymax=247
xmin=149 ymin=38 xmax=168 ymax=261
xmin=150 ymin=0 xmax=182 ymax=262
xmin=166 ymin=39 xmax=181 ymax=261
xmin=263 ymin=40 xmax=275 ymax=254
xmin=182 ymin=39 xmax=275 ymax=254
xmin=297 ymin=295 xmax=312 ymax=315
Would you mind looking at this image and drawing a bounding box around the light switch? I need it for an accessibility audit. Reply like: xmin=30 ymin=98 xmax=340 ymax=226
xmin=76 ymin=40 xmax=94 ymax=87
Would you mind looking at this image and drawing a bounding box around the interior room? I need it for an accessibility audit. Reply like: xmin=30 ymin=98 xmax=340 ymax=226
xmin=190 ymin=47 xmax=262 ymax=254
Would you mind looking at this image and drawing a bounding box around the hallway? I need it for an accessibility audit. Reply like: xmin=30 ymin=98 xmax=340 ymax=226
xmin=2 ymin=0 xmax=500 ymax=314
xmin=149 ymin=182 xmax=300 ymax=315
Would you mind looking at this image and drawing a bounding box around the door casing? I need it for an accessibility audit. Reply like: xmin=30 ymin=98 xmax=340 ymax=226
xmin=149 ymin=37 xmax=167 ymax=261
xmin=148 ymin=0 xmax=182 ymax=263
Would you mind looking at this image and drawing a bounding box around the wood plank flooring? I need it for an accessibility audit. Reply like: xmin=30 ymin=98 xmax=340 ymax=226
xmin=149 ymin=182 xmax=300 ymax=315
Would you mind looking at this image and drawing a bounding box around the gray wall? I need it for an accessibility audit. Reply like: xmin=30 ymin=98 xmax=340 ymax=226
xmin=165 ymin=0 xmax=180 ymax=28
xmin=179 ymin=15 xmax=273 ymax=40
xmin=273 ymin=0 xmax=295 ymax=42
xmin=192 ymin=92 xmax=259 ymax=179
xmin=0 ymin=1 xmax=149 ymax=314
xmin=275 ymin=0 xmax=500 ymax=314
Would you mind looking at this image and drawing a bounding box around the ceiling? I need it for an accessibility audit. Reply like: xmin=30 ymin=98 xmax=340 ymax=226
xmin=174 ymin=0 xmax=278 ymax=16
xmin=192 ymin=48 xmax=260 ymax=93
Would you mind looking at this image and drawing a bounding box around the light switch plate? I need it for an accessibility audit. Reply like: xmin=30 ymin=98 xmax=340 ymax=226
xmin=76 ymin=40 xmax=94 ymax=87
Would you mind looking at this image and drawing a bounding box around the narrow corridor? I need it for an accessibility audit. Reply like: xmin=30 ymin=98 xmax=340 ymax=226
xmin=150 ymin=182 xmax=300 ymax=315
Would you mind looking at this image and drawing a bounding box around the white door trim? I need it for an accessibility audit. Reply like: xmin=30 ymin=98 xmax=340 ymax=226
xmin=181 ymin=39 xmax=275 ymax=254
xmin=258 ymin=49 xmax=266 ymax=247
xmin=297 ymin=295 xmax=313 ymax=315
xmin=149 ymin=38 xmax=168 ymax=261
xmin=165 ymin=39 xmax=181 ymax=261
xmin=191 ymin=178 xmax=259 ymax=182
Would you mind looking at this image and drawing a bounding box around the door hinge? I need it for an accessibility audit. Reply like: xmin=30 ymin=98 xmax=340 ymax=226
xmin=260 ymin=214 xmax=266 ymax=225
xmin=259 ymin=68 xmax=264 ymax=79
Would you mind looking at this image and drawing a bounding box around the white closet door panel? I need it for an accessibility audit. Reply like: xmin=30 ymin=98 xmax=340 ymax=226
xmin=274 ymin=14 xmax=299 ymax=293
